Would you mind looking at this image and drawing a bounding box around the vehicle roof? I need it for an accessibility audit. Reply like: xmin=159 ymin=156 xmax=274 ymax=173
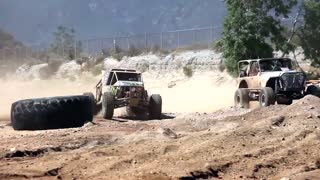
xmin=238 ymin=57 xmax=292 ymax=64
xmin=109 ymin=68 xmax=141 ymax=74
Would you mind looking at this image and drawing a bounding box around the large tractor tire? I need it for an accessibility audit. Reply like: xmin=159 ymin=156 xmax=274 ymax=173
xmin=102 ymin=92 xmax=115 ymax=119
xmin=11 ymin=96 xmax=93 ymax=131
xmin=234 ymin=88 xmax=250 ymax=109
xmin=83 ymin=92 xmax=98 ymax=115
xmin=259 ymin=87 xmax=276 ymax=107
xmin=149 ymin=94 xmax=162 ymax=119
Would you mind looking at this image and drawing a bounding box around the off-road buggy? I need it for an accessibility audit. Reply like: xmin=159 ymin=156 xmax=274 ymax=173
xmin=234 ymin=58 xmax=320 ymax=108
xmin=84 ymin=69 xmax=162 ymax=119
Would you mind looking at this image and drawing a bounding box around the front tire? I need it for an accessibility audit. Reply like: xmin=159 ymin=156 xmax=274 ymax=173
xmin=102 ymin=92 xmax=115 ymax=119
xmin=259 ymin=87 xmax=275 ymax=107
xmin=234 ymin=88 xmax=250 ymax=109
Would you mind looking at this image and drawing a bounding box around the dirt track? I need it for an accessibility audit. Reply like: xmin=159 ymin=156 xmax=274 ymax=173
xmin=0 ymin=95 xmax=320 ymax=179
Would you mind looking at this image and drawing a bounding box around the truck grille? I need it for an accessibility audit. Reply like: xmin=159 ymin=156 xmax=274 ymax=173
xmin=280 ymin=73 xmax=305 ymax=91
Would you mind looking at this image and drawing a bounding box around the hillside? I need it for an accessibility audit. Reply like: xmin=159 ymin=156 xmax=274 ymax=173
xmin=0 ymin=0 xmax=226 ymax=45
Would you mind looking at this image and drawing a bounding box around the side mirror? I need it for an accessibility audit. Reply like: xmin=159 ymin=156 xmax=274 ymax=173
xmin=239 ymin=70 xmax=247 ymax=77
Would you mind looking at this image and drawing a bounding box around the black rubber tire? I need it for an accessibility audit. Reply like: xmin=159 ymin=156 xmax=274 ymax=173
xmin=149 ymin=94 xmax=162 ymax=119
xmin=11 ymin=96 xmax=93 ymax=131
xmin=83 ymin=92 xmax=98 ymax=115
xmin=234 ymin=88 xmax=250 ymax=109
xmin=306 ymin=85 xmax=320 ymax=97
xmin=102 ymin=92 xmax=115 ymax=119
xmin=259 ymin=87 xmax=276 ymax=107
xmin=277 ymin=97 xmax=293 ymax=105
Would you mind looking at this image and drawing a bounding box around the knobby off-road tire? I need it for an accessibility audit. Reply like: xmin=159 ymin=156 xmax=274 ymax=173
xmin=259 ymin=87 xmax=276 ymax=107
xmin=83 ymin=92 xmax=98 ymax=115
xmin=102 ymin=92 xmax=115 ymax=119
xmin=149 ymin=94 xmax=162 ymax=119
xmin=11 ymin=96 xmax=93 ymax=131
xmin=234 ymin=88 xmax=250 ymax=109
xmin=277 ymin=97 xmax=293 ymax=105
xmin=306 ymin=85 xmax=320 ymax=97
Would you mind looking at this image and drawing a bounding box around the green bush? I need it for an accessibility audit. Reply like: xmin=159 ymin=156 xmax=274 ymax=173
xmin=127 ymin=45 xmax=142 ymax=57
xmin=91 ymin=63 xmax=104 ymax=76
xmin=183 ymin=65 xmax=193 ymax=78
xmin=110 ymin=45 xmax=125 ymax=61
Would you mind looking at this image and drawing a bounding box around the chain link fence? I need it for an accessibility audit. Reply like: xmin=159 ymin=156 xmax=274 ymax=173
xmin=0 ymin=26 xmax=223 ymax=64
xmin=0 ymin=17 xmax=301 ymax=65
xmin=81 ymin=26 xmax=223 ymax=56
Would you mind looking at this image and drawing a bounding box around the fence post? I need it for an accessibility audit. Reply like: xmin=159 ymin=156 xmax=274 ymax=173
xmin=127 ymin=36 xmax=130 ymax=50
xmin=145 ymin=32 xmax=148 ymax=49
xmin=193 ymin=30 xmax=196 ymax=44
xmin=74 ymin=39 xmax=77 ymax=59
xmin=113 ymin=38 xmax=116 ymax=51
xmin=100 ymin=39 xmax=103 ymax=53
xmin=160 ymin=32 xmax=163 ymax=50
xmin=177 ymin=31 xmax=180 ymax=49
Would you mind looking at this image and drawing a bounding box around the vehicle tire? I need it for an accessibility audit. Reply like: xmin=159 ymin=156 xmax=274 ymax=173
xmin=149 ymin=94 xmax=162 ymax=119
xmin=83 ymin=92 xmax=98 ymax=115
xmin=277 ymin=97 xmax=293 ymax=105
xmin=11 ymin=96 xmax=93 ymax=131
xmin=102 ymin=92 xmax=114 ymax=119
xmin=234 ymin=88 xmax=250 ymax=109
xmin=259 ymin=87 xmax=276 ymax=107
xmin=306 ymin=85 xmax=320 ymax=97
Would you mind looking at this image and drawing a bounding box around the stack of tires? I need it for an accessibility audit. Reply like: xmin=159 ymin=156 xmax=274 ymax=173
xmin=11 ymin=95 xmax=93 ymax=131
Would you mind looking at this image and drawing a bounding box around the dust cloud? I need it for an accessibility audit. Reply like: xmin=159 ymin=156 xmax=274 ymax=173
xmin=0 ymin=75 xmax=99 ymax=121
xmin=0 ymin=71 xmax=236 ymax=121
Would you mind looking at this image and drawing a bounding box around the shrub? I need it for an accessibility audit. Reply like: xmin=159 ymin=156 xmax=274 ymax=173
xmin=91 ymin=63 xmax=104 ymax=76
xmin=127 ymin=45 xmax=142 ymax=57
xmin=139 ymin=62 xmax=150 ymax=73
xmin=110 ymin=45 xmax=125 ymax=61
xmin=218 ymin=63 xmax=226 ymax=72
xmin=183 ymin=65 xmax=193 ymax=78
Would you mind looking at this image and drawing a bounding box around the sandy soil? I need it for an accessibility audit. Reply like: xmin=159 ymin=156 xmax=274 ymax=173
xmin=1 ymin=72 xmax=320 ymax=179
xmin=0 ymin=95 xmax=320 ymax=179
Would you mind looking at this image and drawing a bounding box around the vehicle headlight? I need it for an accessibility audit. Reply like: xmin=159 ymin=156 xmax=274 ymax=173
xmin=131 ymin=87 xmax=136 ymax=92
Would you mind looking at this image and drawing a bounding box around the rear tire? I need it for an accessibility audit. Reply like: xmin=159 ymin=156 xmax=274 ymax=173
xmin=11 ymin=96 xmax=93 ymax=131
xmin=306 ymin=85 xmax=320 ymax=97
xmin=259 ymin=87 xmax=275 ymax=107
xmin=277 ymin=97 xmax=293 ymax=105
xmin=83 ymin=92 xmax=98 ymax=115
xmin=102 ymin=92 xmax=115 ymax=119
xmin=149 ymin=94 xmax=162 ymax=119
xmin=234 ymin=88 xmax=250 ymax=109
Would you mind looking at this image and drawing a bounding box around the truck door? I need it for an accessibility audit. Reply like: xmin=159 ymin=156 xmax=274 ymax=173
xmin=247 ymin=61 xmax=260 ymax=88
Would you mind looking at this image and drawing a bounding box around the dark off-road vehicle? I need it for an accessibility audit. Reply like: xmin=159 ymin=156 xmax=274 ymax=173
xmin=84 ymin=69 xmax=162 ymax=119
xmin=234 ymin=58 xmax=320 ymax=108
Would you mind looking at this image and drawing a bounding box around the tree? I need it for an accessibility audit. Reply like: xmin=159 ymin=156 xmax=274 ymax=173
xmin=298 ymin=0 xmax=320 ymax=67
xmin=50 ymin=26 xmax=82 ymax=60
xmin=0 ymin=28 xmax=23 ymax=49
xmin=222 ymin=0 xmax=297 ymax=76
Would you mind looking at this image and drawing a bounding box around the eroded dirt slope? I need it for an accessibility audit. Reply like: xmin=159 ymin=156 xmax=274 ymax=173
xmin=0 ymin=96 xmax=319 ymax=179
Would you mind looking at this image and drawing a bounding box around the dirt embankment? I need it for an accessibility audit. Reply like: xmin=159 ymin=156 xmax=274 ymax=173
xmin=0 ymin=95 xmax=319 ymax=179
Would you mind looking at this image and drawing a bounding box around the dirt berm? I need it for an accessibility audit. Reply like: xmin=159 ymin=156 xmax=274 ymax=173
xmin=0 ymin=95 xmax=319 ymax=179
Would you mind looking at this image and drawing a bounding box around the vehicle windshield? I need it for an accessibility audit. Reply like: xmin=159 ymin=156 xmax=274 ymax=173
xmin=259 ymin=59 xmax=295 ymax=72
xmin=116 ymin=72 xmax=142 ymax=81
